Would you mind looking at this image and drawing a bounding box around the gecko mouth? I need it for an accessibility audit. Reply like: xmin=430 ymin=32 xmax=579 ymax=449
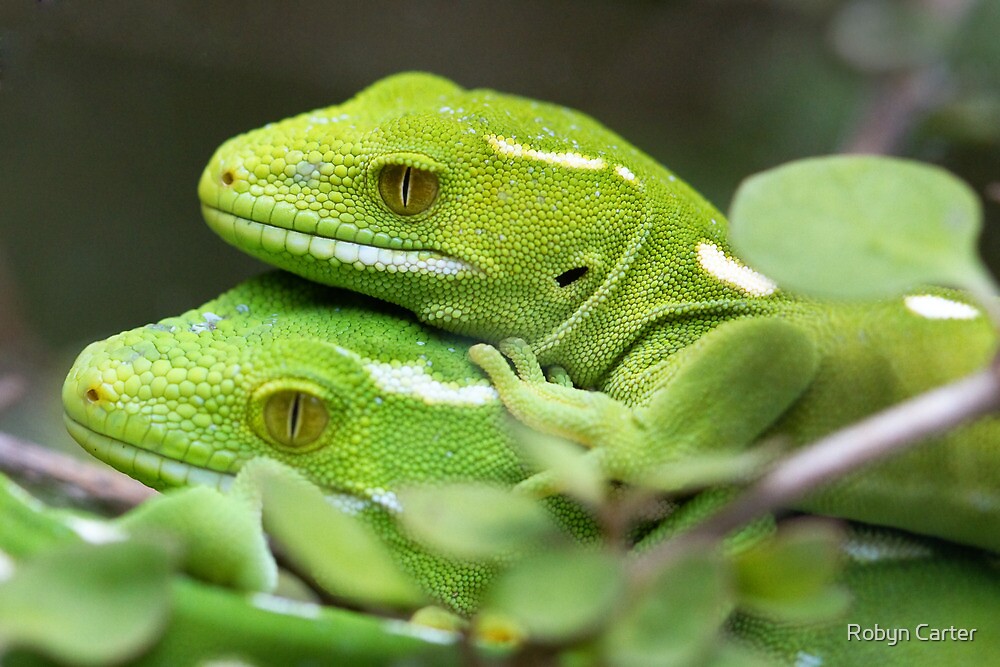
xmin=63 ymin=414 xmax=236 ymax=492
xmin=64 ymin=414 xmax=401 ymax=514
xmin=202 ymin=205 xmax=476 ymax=276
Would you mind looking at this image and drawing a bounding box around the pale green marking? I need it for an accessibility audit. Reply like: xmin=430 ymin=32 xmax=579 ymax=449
xmin=904 ymin=294 xmax=979 ymax=320
xmin=363 ymin=360 xmax=498 ymax=405
xmin=696 ymin=241 xmax=777 ymax=297
xmin=486 ymin=134 xmax=605 ymax=170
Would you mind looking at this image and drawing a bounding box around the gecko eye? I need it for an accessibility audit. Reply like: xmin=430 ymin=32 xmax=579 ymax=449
xmin=555 ymin=266 xmax=589 ymax=287
xmin=263 ymin=390 xmax=329 ymax=449
xmin=378 ymin=164 xmax=439 ymax=215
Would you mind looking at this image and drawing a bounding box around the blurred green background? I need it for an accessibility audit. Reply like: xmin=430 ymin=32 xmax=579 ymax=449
xmin=1 ymin=0 xmax=998 ymax=455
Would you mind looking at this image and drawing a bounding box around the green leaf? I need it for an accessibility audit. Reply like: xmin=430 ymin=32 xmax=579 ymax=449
xmin=733 ymin=518 xmax=849 ymax=623
xmin=118 ymin=486 xmax=276 ymax=592
xmin=730 ymin=156 xmax=992 ymax=299
xmin=487 ymin=547 xmax=623 ymax=641
xmin=397 ymin=483 xmax=557 ymax=560
xmin=0 ymin=472 xmax=78 ymax=559
xmin=603 ymin=549 xmax=731 ymax=667
xmin=515 ymin=427 xmax=605 ymax=505
xmin=637 ymin=446 xmax=777 ymax=494
xmin=0 ymin=541 xmax=172 ymax=665
xmin=249 ymin=460 xmax=424 ymax=609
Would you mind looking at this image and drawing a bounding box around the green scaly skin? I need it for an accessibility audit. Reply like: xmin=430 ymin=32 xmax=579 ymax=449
xmin=54 ymin=276 xmax=1000 ymax=664
xmin=62 ymin=271 xmax=571 ymax=615
xmin=730 ymin=526 xmax=1000 ymax=665
xmin=198 ymin=73 xmax=1000 ymax=552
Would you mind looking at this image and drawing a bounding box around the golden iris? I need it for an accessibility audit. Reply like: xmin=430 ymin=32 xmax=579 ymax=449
xmin=378 ymin=164 xmax=439 ymax=215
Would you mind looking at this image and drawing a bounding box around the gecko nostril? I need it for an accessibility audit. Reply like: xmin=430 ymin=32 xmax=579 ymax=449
xmin=85 ymin=388 xmax=100 ymax=403
xmin=221 ymin=169 xmax=235 ymax=186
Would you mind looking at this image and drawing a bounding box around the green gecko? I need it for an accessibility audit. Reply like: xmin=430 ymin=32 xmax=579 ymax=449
xmin=62 ymin=271 xmax=584 ymax=615
xmin=56 ymin=274 xmax=1000 ymax=664
xmin=729 ymin=525 xmax=1000 ymax=665
xmin=197 ymin=72 xmax=1000 ymax=552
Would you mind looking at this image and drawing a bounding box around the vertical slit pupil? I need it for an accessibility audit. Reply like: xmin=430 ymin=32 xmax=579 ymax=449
xmin=401 ymin=166 xmax=412 ymax=207
xmin=288 ymin=392 xmax=303 ymax=440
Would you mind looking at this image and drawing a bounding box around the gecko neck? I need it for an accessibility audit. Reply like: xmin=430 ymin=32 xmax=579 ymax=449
xmin=533 ymin=198 xmax=788 ymax=396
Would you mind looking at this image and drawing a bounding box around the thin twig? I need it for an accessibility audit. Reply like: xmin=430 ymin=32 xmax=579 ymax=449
xmin=633 ymin=362 xmax=1000 ymax=581
xmin=0 ymin=431 xmax=155 ymax=512
xmin=839 ymin=0 xmax=978 ymax=155
xmin=841 ymin=68 xmax=944 ymax=155
xmin=0 ymin=376 xmax=25 ymax=413
xmin=986 ymin=182 xmax=1000 ymax=205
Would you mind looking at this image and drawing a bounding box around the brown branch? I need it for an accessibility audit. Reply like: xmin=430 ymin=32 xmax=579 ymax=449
xmin=841 ymin=68 xmax=944 ymax=155
xmin=633 ymin=361 xmax=1000 ymax=581
xmin=986 ymin=182 xmax=1000 ymax=205
xmin=839 ymin=0 xmax=978 ymax=155
xmin=0 ymin=375 xmax=25 ymax=413
xmin=0 ymin=431 xmax=155 ymax=513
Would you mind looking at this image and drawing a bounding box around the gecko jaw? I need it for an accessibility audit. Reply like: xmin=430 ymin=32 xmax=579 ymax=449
xmin=202 ymin=205 xmax=476 ymax=277
xmin=63 ymin=414 xmax=236 ymax=492
xmin=66 ymin=414 xmax=412 ymax=516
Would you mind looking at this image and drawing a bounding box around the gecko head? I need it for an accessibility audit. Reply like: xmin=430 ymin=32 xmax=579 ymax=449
xmin=199 ymin=72 xmax=693 ymax=343
xmin=63 ymin=272 xmax=521 ymax=501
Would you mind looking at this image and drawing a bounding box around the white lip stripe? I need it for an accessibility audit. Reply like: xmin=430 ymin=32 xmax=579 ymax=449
xmin=697 ymin=242 xmax=777 ymax=297
xmin=206 ymin=210 xmax=471 ymax=275
xmin=65 ymin=416 xmax=236 ymax=491
xmin=487 ymin=135 xmax=606 ymax=170
xmin=904 ymin=294 xmax=979 ymax=320
xmin=364 ymin=361 xmax=498 ymax=405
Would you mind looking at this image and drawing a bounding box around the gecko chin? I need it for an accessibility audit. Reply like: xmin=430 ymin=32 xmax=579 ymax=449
xmin=63 ymin=414 xmax=237 ymax=492
xmin=201 ymin=205 xmax=477 ymax=277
